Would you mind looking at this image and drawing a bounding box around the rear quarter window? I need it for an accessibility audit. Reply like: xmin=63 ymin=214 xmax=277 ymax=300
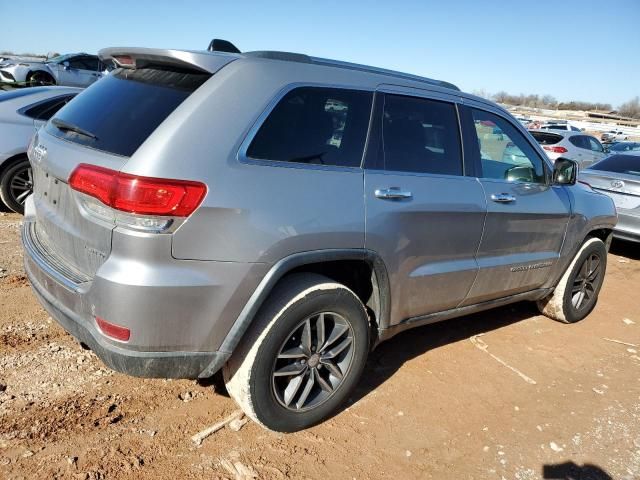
xmin=246 ymin=87 xmax=373 ymax=168
xmin=45 ymin=68 xmax=210 ymax=157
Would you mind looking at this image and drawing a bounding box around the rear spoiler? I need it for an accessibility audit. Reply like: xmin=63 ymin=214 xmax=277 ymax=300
xmin=99 ymin=47 xmax=240 ymax=74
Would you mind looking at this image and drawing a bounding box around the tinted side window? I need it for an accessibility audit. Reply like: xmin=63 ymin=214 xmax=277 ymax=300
xmin=378 ymin=94 xmax=462 ymax=175
xmin=67 ymin=56 xmax=89 ymax=70
xmin=569 ymin=136 xmax=589 ymax=149
xmin=83 ymin=56 xmax=100 ymax=71
xmin=471 ymin=109 xmax=545 ymax=184
xmin=247 ymin=87 xmax=372 ymax=168
xmin=587 ymin=137 xmax=603 ymax=152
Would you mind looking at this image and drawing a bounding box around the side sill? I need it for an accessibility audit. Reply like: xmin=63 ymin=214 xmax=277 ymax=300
xmin=376 ymin=288 xmax=552 ymax=344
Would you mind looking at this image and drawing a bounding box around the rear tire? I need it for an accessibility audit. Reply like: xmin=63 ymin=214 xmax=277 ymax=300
xmin=537 ymin=237 xmax=607 ymax=323
xmin=223 ymin=273 xmax=370 ymax=432
xmin=0 ymin=157 xmax=32 ymax=214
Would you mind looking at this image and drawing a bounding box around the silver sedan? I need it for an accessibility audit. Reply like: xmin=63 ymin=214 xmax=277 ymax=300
xmin=580 ymin=152 xmax=640 ymax=242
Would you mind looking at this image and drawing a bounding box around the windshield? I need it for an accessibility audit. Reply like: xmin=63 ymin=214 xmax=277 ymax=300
xmin=611 ymin=142 xmax=640 ymax=152
xmin=590 ymin=154 xmax=640 ymax=177
xmin=46 ymin=54 xmax=75 ymax=64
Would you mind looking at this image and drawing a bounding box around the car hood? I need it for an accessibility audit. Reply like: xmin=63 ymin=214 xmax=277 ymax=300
xmin=0 ymin=60 xmax=54 ymax=69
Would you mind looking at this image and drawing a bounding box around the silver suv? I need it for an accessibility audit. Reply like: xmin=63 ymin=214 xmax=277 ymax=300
xmin=22 ymin=46 xmax=617 ymax=432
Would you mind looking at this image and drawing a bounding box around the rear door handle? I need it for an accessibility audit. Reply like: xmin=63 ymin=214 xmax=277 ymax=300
xmin=375 ymin=188 xmax=412 ymax=200
xmin=490 ymin=193 xmax=516 ymax=203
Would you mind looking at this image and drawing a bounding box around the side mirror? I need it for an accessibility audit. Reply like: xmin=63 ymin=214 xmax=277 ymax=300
xmin=63 ymin=61 xmax=70 ymax=70
xmin=553 ymin=158 xmax=578 ymax=185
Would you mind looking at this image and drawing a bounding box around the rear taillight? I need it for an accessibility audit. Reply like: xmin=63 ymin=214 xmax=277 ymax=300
xmin=95 ymin=316 xmax=130 ymax=342
xmin=69 ymin=164 xmax=206 ymax=217
xmin=543 ymin=146 xmax=568 ymax=154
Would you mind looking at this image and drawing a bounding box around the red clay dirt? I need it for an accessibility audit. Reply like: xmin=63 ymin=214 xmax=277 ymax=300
xmin=0 ymin=211 xmax=639 ymax=479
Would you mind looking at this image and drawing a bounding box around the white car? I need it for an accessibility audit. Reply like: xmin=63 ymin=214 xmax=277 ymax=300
xmin=601 ymin=130 xmax=629 ymax=142
xmin=0 ymin=53 xmax=109 ymax=87
xmin=0 ymin=86 xmax=81 ymax=213
xmin=530 ymin=129 xmax=607 ymax=168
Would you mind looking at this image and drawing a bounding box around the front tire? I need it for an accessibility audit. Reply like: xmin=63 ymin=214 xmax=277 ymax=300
xmin=537 ymin=237 xmax=607 ymax=323
xmin=224 ymin=273 xmax=370 ymax=432
xmin=0 ymin=157 xmax=33 ymax=214
xmin=28 ymin=71 xmax=55 ymax=86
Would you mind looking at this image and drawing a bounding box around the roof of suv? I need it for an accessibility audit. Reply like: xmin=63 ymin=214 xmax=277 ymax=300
xmin=530 ymin=129 xmax=586 ymax=138
xmin=99 ymin=47 xmax=461 ymax=92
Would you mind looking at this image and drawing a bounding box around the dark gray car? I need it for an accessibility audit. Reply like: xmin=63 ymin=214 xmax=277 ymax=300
xmin=22 ymin=45 xmax=617 ymax=432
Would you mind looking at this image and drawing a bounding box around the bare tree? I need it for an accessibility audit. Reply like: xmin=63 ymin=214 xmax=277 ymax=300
xmin=542 ymin=95 xmax=557 ymax=107
xmin=472 ymin=89 xmax=490 ymax=99
xmin=493 ymin=91 xmax=509 ymax=103
xmin=618 ymin=97 xmax=640 ymax=119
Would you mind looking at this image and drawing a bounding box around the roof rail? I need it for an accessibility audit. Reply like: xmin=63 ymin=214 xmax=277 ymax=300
xmin=310 ymin=57 xmax=460 ymax=91
xmin=243 ymin=50 xmax=459 ymax=91
xmin=244 ymin=51 xmax=312 ymax=63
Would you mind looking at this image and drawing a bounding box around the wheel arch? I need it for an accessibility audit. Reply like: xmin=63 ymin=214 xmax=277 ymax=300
xmin=199 ymin=249 xmax=390 ymax=378
xmin=26 ymin=68 xmax=56 ymax=85
xmin=586 ymin=227 xmax=614 ymax=250
xmin=0 ymin=152 xmax=28 ymax=179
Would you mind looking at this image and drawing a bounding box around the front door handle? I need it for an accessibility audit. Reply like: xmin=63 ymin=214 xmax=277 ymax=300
xmin=375 ymin=188 xmax=412 ymax=200
xmin=490 ymin=193 xmax=516 ymax=203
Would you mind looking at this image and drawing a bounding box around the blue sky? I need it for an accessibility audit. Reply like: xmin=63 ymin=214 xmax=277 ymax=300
xmin=2 ymin=1 xmax=638 ymax=106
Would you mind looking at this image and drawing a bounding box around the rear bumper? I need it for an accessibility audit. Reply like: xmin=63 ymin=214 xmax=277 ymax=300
xmin=21 ymin=215 xmax=264 ymax=378
xmin=26 ymin=265 xmax=223 ymax=377
xmin=24 ymin=245 xmax=227 ymax=378
xmin=613 ymin=211 xmax=640 ymax=242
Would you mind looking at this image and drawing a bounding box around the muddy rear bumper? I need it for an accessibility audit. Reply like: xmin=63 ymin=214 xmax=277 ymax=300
xmin=25 ymin=253 xmax=224 ymax=378
xmin=22 ymin=219 xmax=227 ymax=379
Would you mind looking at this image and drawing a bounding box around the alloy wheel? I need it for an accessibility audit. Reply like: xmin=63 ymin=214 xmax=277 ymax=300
xmin=272 ymin=312 xmax=355 ymax=412
xmin=9 ymin=164 xmax=33 ymax=207
xmin=571 ymin=253 xmax=602 ymax=310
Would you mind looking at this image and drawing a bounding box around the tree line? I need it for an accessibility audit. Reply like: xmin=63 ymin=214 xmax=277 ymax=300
xmin=473 ymin=90 xmax=640 ymax=119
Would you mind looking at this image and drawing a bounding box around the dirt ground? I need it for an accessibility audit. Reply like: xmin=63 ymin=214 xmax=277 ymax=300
xmin=0 ymin=212 xmax=639 ymax=480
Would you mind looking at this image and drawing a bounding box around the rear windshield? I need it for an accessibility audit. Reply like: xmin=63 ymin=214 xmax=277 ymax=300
xmin=45 ymin=68 xmax=210 ymax=157
xmin=531 ymin=131 xmax=563 ymax=145
xmin=591 ymin=154 xmax=640 ymax=176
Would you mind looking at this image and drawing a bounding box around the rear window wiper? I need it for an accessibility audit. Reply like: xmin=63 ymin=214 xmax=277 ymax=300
xmin=51 ymin=118 xmax=98 ymax=141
